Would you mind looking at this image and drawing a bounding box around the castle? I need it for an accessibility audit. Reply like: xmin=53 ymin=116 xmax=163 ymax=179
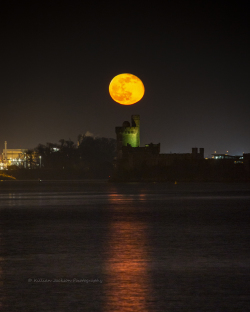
xmin=113 ymin=115 xmax=250 ymax=182
xmin=115 ymin=114 xmax=204 ymax=166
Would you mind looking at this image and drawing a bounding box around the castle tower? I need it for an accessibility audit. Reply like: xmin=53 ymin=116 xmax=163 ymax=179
xmin=115 ymin=115 xmax=140 ymax=152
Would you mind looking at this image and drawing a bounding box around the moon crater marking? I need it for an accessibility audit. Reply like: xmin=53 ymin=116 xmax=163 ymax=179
xmin=109 ymin=73 xmax=145 ymax=105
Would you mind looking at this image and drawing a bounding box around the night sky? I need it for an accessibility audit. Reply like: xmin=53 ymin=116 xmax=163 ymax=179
xmin=1 ymin=1 xmax=249 ymax=157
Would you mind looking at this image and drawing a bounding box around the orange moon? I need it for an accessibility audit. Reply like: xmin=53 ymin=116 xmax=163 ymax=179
xmin=109 ymin=73 xmax=145 ymax=105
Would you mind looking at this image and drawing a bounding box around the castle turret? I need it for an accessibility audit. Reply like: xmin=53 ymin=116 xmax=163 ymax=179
xmin=115 ymin=115 xmax=140 ymax=155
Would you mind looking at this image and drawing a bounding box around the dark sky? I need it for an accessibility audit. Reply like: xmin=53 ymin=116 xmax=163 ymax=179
xmin=1 ymin=1 xmax=249 ymax=157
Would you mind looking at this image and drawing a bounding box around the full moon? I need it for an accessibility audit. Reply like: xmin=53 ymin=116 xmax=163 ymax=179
xmin=109 ymin=73 xmax=145 ymax=105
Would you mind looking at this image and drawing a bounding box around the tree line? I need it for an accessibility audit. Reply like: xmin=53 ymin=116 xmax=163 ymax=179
xmin=22 ymin=136 xmax=116 ymax=178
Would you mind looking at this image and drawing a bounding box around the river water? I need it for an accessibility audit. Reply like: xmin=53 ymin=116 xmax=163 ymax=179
xmin=0 ymin=180 xmax=250 ymax=311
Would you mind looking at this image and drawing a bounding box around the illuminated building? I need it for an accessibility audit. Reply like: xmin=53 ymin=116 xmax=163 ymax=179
xmin=0 ymin=141 xmax=26 ymax=169
xmin=211 ymin=153 xmax=243 ymax=164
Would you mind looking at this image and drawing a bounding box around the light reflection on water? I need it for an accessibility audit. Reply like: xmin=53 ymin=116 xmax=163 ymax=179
xmin=0 ymin=244 xmax=3 ymax=311
xmin=104 ymin=221 xmax=151 ymax=312
xmin=0 ymin=181 xmax=250 ymax=311
xmin=1 ymin=192 xmax=250 ymax=208
xmin=103 ymin=193 xmax=152 ymax=312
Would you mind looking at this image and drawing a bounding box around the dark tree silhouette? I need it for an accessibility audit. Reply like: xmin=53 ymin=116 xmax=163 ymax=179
xmin=25 ymin=136 xmax=116 ymax=177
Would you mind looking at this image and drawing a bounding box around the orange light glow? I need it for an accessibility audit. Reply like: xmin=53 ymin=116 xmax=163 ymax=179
xmin=109 ymin=73 xmax=145 ymax=105
xmin=103 ymin=193 xmax=153 ymax=311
